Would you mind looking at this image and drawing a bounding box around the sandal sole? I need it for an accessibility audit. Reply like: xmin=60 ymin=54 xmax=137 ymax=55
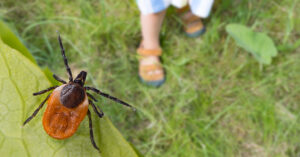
xmin=139 ymin=75 xmax=165 ymax=87
xmin=185 ymin=26 xmax=206 ymax=38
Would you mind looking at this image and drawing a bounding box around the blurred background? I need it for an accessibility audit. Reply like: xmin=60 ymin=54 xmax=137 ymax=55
xmin=0 ymin=0 xmax=299 ymax=156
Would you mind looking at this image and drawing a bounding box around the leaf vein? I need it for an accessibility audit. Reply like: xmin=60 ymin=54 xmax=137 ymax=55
xmin=0 ymin=52 xmax=30 ymax=157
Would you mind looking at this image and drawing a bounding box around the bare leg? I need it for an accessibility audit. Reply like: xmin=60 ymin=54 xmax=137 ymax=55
xmin=141 ymin=10 xmax=166 ymax=50
xmin=138 ymin=11 xmax=166 ymax=86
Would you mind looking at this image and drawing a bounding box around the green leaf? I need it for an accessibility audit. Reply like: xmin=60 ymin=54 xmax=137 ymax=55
xmin=0 ymin=21 xmax=57 ymax=85
xmin=130 ymin=143 xmax=145 ymax=157
xmin=0 ymin=21 xmax=36 ymax=64
xmin=42 ymin=67 xmax=60 ymax=86
xmin=0 ymin=21 xmax=59 ymax=86
xmin=98 ymin=117 xmax=139 ymax=157
xmin=0 ymin=30 xmax=139 ymax=156
xmin=226 ymin=24 xmax=278 ymax=65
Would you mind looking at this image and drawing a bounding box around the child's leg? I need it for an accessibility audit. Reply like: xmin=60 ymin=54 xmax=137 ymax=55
xmin=135 ymin=1 xmax=171 ymax=86
xmin=176 ymin=0 xmax=214 ymax=37
xmin=137 ymin=10 xmax=166 ymax=87
xmin=140 ymin=10 xmax=166 ymax=49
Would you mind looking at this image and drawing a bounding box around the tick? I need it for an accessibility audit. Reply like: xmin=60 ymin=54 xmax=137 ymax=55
xmin=23 ymin=33 xmax=135 ymax=151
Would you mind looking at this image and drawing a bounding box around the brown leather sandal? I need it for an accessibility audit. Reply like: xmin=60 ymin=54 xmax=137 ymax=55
xmin=177 ymin=6 xmax=206 ymax=37
xmin=137 ymin=46 xmax=165 ymax=87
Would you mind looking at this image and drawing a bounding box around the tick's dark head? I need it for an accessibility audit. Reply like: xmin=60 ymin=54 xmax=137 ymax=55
xmin=74 ymin=71 xmax=87 ymax=86
xmin=60 ymin=83 xmax=85 ymax=108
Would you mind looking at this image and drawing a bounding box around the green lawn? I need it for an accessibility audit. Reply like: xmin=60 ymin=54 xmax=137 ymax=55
xmin=1 ymin=0 xmax=299 ymax=156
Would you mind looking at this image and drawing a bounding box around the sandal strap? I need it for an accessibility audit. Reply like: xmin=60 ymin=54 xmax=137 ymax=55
xmin=182 ymin=14 xmax=200 ymax=24
xmin=139 ymin=64 xmax=164 ymax=81
xmin=140 ymin=64 xmax=162 ymax=71
xmin=176 ymin=5 xmax=190 ymax=14
xmin=185 ymin=20 xmax=204 ymax=33
xmin=177 ymin=6 xmax=201 ymax=24
xmin=137 ymin=48 xmax=162 ymax=57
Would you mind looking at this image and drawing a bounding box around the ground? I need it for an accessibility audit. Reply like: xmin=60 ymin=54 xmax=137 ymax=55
xmin=0 ymin=0 xmax=299 ymax=156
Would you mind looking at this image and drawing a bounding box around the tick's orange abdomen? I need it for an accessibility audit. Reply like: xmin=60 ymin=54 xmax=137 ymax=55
xmin=42 ymin=85 xmax=88 ymax=139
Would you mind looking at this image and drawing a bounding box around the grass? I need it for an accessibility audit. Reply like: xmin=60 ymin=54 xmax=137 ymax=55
xmin=1 ymin=0 xmax=300 ymax=156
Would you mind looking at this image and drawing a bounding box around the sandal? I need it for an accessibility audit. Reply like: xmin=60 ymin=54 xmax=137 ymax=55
xmin=177 ymin=6 xmax=206 ymax=38
xmin=137 ymin=45 xmax=165 ymax=87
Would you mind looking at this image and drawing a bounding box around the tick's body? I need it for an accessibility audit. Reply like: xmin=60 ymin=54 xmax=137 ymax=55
xmin=23 ymin=33 xmax=134 ymax=151
xmin=43 ymin=84 xmax=88 ymax=139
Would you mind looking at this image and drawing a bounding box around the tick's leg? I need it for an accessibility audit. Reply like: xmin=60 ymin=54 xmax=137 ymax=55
xmin=85 ymin=86 xmax=135 ymax=111
xmin=53 ymin=74 xmax=67 ymax=84
xmin=33 ymin=86 xmax=58 ymax=96
xmin=87 ymin=93 xmax=97 ymax=102
xmin=89 ymin=100 xmax=104 ymax=118
xmin=23 ymin=94 xmax=51 ymax=126
xmin=57 ymin=32 xmax=73 ymax=82
xmin=87 ymin=109 xmax=100 ymax=151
